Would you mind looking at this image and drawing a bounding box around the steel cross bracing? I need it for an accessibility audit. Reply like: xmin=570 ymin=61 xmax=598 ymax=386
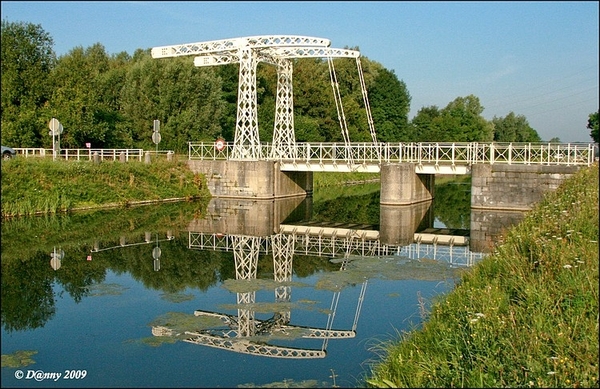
xmin=152 ymin=35 xmax=376 ymax=159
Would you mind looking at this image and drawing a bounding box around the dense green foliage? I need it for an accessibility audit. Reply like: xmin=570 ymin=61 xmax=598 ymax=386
xmin=588 ymin=110 xmax=599 ymax=142
xmin=1 ymin=157 xmax=210 ymax=217
xmin=492 ymin=111 xmax=541 ymax=142
xmin=1 ymin=20 xmax=55 ymax=147
xmin=366 ymin=165 xmax=599 ymax=388
xmin=6 ymin=20 xmax=590 ymax=153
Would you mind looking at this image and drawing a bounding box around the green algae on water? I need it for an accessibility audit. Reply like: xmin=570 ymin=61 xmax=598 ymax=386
xmin=1 ymin=350 xmax=37 ymax=368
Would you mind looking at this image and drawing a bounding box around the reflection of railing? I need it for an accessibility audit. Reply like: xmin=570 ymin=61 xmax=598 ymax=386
xmin=188 ymin=231 xmax=485 ymax=267
xmin=91 ymin=235 xmax=174 ymax=252
xmin=178 ymin=310 xmax=356 ymax=359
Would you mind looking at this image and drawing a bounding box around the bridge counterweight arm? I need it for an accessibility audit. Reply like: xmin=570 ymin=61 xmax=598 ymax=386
xmin=152 ymin=35 xmax=332 ymax=59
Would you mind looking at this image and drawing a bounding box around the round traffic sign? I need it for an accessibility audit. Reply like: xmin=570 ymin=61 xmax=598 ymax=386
xmin=215 ymin=138 xmax=225 ymax=151
xmin=49 ymin=118 xmax=60 ymax=131
xmin=152 ymin=247 xmax=162 ymax=260
xmin=152 ymin=132 xmax=162 ymax=144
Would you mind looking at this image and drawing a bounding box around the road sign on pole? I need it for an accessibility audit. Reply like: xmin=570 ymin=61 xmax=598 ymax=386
xmin=153 ymin=119 xmax=161 ymax=155
xmin=49 ymin=118 xmax=60 ymax=133
xmin=48 ymin=118 xmax=62 ymax=160
xmin=152 ymin=132 xmax=162 ymax=144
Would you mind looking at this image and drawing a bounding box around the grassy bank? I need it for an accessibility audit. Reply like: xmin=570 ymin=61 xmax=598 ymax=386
xmin=1 ymin=158 xmax=211 ymax=218
xmin=366 ymin=164 xmax=599 ymax=388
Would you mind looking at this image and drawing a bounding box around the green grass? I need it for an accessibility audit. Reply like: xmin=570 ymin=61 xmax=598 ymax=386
xmin=1 ymin=157 xmax=211 ymax=217
xmin=365 ymin=164 xmax=599 ymax=388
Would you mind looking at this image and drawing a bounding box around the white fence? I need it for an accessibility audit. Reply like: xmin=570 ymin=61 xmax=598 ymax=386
xmin=13 ymin=148 xmax=176 ymax=161
xmin=189 ymin=141 xmax=597 ymax=167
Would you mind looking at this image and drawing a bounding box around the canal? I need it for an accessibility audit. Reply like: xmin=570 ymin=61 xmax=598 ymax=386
xmin=1 ymin=178 xmax=525 ymax=387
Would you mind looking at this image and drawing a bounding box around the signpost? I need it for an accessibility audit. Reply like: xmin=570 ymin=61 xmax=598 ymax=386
xmin=48 ymin=118 xmax=63 ymax=160
xmin=152 ymin=233 xmax=161 ymax=271
xmin=152 ymin=119 xmax=161 ymax=155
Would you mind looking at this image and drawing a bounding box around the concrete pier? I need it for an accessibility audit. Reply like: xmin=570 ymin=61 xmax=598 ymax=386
xmin=188 ymin=196 xmax=309 ymax=236
xmin=380 ymin=163 xmax=435 ymax=205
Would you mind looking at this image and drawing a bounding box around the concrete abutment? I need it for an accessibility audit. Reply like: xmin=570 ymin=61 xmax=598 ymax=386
xmin=470 ymin=164 xmax=581 ymax=211
xmin=187 ymin=160 xmax=312 ymax=199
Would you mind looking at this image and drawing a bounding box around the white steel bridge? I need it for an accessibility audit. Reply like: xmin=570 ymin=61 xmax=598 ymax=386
xmin=188 ymin=141 xmax=597 ymax=174
xmin=149 ymin=34 xmax=596 ymax=174
xmin=188 ymin=229 xmax=484 ymax=268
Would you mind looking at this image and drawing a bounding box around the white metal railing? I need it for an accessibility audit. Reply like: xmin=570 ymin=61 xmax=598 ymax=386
xmin=188 ymin=141 xmax=597 ymax=167
xmin=14 ymin=148 xmax=146 ymax=161
xmin=14 ymin=148 xmax=47 ymax=157
xmin=62 ymin=149 xmax=144 ymax=161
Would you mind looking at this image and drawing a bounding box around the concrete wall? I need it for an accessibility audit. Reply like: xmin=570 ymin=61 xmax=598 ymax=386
xmin=380 ymin=163 xmax=434 ymax=205
xmin=187 ymin=160 xmax=312 ymax=199
xmin=471 ymin=164 xmax=581 ymax=211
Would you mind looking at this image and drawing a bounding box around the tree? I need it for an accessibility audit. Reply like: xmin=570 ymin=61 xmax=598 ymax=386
xmin=120 ymin=53 xmax=226 ymax=152
xmin=492 ymin=112 xmax=541 ymax=142
xmin=368 ymin=66 xmax=412 ymax=141
xmin=1 ymin=20 xmax=55 ymax=147
xmin=46 ymin=43 xmax=127 ymax=148
xmin=437 ymin=95 xmax=494 ymax=142
xmin=588 ymin=110 xmax=599 ymax=143
xmin=411 ymin=95 xmax=493 ymax=142
xmin=411 ymin=105 xmax=441 ymax=142
xmin=292 ymin=58 xmax=339 ymax=141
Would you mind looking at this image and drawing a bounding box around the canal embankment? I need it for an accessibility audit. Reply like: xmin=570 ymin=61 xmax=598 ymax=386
xmin=0 ymin=158 xmax=382 ymax=218
xmin=1 ymin=157 xmax=211 ymax=218
xmin=365 ymin=164 xmax=599 ymax=388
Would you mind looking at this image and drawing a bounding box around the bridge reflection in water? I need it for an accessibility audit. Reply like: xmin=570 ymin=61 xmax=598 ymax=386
xmin=153 ymin=196 xmax=520 ymax=358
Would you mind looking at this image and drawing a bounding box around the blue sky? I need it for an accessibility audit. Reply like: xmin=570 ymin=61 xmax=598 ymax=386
xmin=2 ymin=1 xmax=598 ymax=142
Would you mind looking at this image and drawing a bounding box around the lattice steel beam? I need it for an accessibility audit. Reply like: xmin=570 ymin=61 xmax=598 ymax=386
xmin=153 ymin=36 xmax=369 ymax=160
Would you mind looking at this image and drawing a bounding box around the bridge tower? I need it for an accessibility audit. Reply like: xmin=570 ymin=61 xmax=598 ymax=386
xmin=152 ymin=35 xmax=376 ymax=159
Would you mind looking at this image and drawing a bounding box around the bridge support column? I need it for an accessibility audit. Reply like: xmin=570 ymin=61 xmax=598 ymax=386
xmin=380 ymin=163 xmax=434 ymax=205
xmin=188 ymin=196 xmax=308 ymax=236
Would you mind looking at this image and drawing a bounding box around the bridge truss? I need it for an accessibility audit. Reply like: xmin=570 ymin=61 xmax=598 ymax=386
xmin=152 ymin=35 xmax=376 ymax=160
